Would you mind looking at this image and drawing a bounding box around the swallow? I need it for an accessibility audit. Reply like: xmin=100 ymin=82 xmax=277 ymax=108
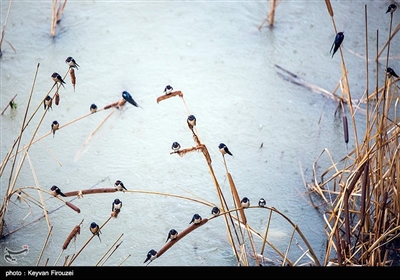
xmin=258 ymin=198 xmax=266 ymax=207
xmin=51 ymin=72 xmax=66 ymax=89
xmin=90 ymin=103 xmax=98 ymax=113
xmin=51 ymin=120 xmax=59 ymax=137
xmin=218 ymin=143 xmax=233 ymax=156
xmin=65 ymin=56 xmax=80 ymax=70
xmin=122 ymin=91 xmax=140 ymax=107
xmin=164 ymin=85 xmax=173 ymax=95
xmin=112 ymin=198 xmax=122 ymax=212
xmin=144 ymin=249 xmax=157 ymax=264
xmin=241 ymin=197 xmax=250 ymax=208
xmin=386 ymin=3 xmax=397 ymax=14
xmin=171 ymin=141 xmax=181 ymax=152
xmin=189 ymin=213 xmax=202 ymax=225
xmin=187 ymin=115 xmax=196 ymax=130
xmin=90 ymin=222 xmax=102 ymax=241
xmin=114 ymin=180 xmax=127 ymax=192
xmin=386 ymin=67 xmax=399 ymax=78
xmin=211 ymin=206 xmax=220 ymax=216
xmin=50 ymin=185 xmax=67 ymax=197
xmin=330 ymin=32 xmax=344 ymax=58
xmin=166 ymin=229 xmax=178 ymax=243
xmin=44 ymin=95 xmax=53 ymax=110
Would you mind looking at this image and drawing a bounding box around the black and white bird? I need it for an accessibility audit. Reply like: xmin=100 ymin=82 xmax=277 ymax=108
xmin=171 ymin=142 xmax=181 ymax=153
xmin=114 ymin=180 xmax=127 ymax=192
xmin=90 ymin=222 xmax=102 ymax=241
xmin=65 ymin=56 xmax=80 ymax=70
xmin=51 ymin=120 xmax=59 ymax=137
xmin=386 ymin=67 xmax=399 ymax=78
xmin=330 ymin=32 xmax=344 ymax=58
xmin=122 ymin=91 xmax=140 ymax=108
xmin=258 ymin=198 xmax=266 ymax=207
xmin=51 ymin=72 xmax=66 ymax=89
xmin=218 ymin=143 xmax=233 ymax=156
xmin=241 ymin=197 xmax=250 ymax=208
xmin=112 ymin=198 xmax=123 ymax=212
xmin=187 ymin=115 xmax=196 ymax=130
xmin=166 ymin=229 xmax=179 ymax=243
xmin=50 ymin=185 xmax=67 ymax=197
xmin=90 ymin=103 xmax=97 ymax=113
xmin=44 ymin=95 xmax=53 ymax=110
xmin=211 ymin=206 xmax=220 ymax=216
xmin=189 ymin=213 xmax=202 ymax=225
xmin=144 ymin=249 xmax=157 ymax=264
xmin=164 ymin=85 xmax=174 ymax=95
xmin=386 ymin=3 xmax=397 ymax=14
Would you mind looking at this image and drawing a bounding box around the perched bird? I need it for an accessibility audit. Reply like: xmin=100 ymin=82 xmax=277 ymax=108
xmin=218 ymin=143 xmax=233 ymax=156
xmin=211 ymin=206 xmax=220 ymax=216
xmin=171 ymin=142 xmax=181 ymax=152
xmin=51 ymin=120 xmax=59 ymax=137
xmin=114 ymin=180 xmax=127 ymax=192
xmin=44 ymin=95 xmax=53 ymax=110
xmin=386 ymin=3 xmax=397 ymax=14
xmin=164 ymin=85 xmax=174 ymax=95
xmin=187 ymin=115 xmax=196 ymax=130
xmin=51 ymin=72 xmax=66 ymax=89
xmin=65 ymin=56 xmax=80 ymax=69
xmin=144 ymin=249 xmax=157 ymax=264
xmin=50 ymin=185 xmax=67 ymax=197
xmin=90 ymin=222 xmax=101 ymax=241
xmin=258 ymin=198 xmax=266 ymax=207
xmin=90 ymin=103 xmax=98 ymax=113
xmin=189 ymin=213 xmax=202 ymax=225
xmin=330 ymin=32 xmax=344 ymax=58
xmin=112 ymin=198 xmax=123 ymax=212
xmin=166 ymin=229 xmax=178 ymax=242
xmin=241 ymin=197 xmax=250 ymax=208
xmin=122 ymin=91 xmax=140 ymax=107
xmin=386 ymin=67 xmax=399 ymax=78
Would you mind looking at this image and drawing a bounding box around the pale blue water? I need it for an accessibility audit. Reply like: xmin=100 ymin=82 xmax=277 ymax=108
xmin=0 ymin=0 xmax=396 ymax=267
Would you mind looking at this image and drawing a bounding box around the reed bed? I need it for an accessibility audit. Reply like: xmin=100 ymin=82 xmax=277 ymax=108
xmin=303 ymin=1 xmax=400 ymax=266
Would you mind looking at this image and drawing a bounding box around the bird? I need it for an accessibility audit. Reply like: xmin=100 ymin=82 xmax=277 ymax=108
xmin=51 ymin=72 xmax=66 ymax=89
xmin=112 ymin=198 xmax=122 ymax=212
xmin=44 ymin=95 xmax=52 ymax=110
xmin=164 ymin=85 xmax=173 ymax=95
xmin=187 ymin=115 xmax=196 ymax=130
xmin=51 ymin=120 xmax=59 ymax=137
xmin=171 ymin=142 xmax=181 ymax=152
xmin=218 ymin=143 xmax=233 ymax=156
xmin=189 ymin=213 xmax=202 ymax=225
xmin=65 ymin=57 xmax=80 ymax=70
xmin=211 ymin=206 xmax=220 ymax=216
xmin=166 ymin=229 xmax=178 ymax=242
xmin=330 ymin=32 xmax=344 ymax=58
xmin=144 ymin=249 xmax=157 ymax=264
xmin=122 ymin=91 xmax=140 ymax=108
xmin=386 ymin=3 xmax=397 ymax=14
xmin=90 ymin=222 xmax=101 ymax=241
xmin=241 ymin=197 xmax=250 ymax=208
xmin=258 ymin=198 xmax=266 ymax=207
xmin=50 ymin=185 xmax=67 ymax=197
xmin=114 ymin=180 xmax=127 ymax=192
xmin=386 ymin=67 xmax=399 ymax=78
xmin=90 ymin=103 xmax=97 ymax=113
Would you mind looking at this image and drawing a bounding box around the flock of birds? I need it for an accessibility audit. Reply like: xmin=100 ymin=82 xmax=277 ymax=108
xmin=44 ymin=52 xmax=271 ymax=265
xmin=330 ymin=4 xmax=399 ymax=79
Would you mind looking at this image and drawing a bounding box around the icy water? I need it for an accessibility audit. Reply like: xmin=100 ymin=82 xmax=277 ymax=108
xmin=0 ymin=0 xmax=398 ymax=267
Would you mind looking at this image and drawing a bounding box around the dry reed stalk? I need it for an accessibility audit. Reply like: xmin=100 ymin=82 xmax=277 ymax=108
xmin=0 ymin=0 xmax=14 ymax=58
xmin=67 ymin=216 xmax=113 ymax=266
xmin=63 ymin=188 xmax=117 ymax=198
xmin=258 ymin=0 xmax=281 ymax=30
xmin=95 ymin=234 xmax=124 ymax=266
xmin=51 ymin=0 xmax=67 ymax=37
xmin=1 ymin=94 xmax=17 ymax=115
xmin=36 ymin=226 xmax=53 ymax=266
xmin=98 ymin=240 xmax=123 ymax=266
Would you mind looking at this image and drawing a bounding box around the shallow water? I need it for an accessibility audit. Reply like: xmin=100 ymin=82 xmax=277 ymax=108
xmin=1 ymin=0 xmax=398 ymax=266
